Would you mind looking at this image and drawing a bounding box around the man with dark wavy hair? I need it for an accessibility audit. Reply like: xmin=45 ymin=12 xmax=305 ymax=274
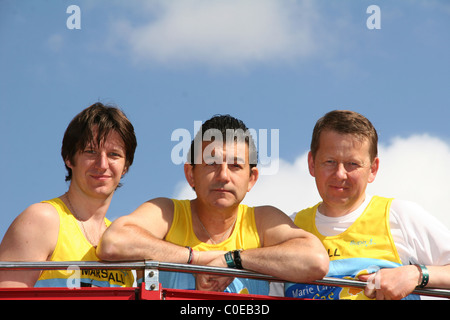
xmin=0 ymin=102 xmax=137 ymax=288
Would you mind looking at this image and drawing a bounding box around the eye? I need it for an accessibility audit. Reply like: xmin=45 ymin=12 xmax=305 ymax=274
xmin=83 ymin=149 xmax=96 ymax=154
xmin=109 ymin=151 xmax=124 ymax=158
xmin=344 ymin=162 xmax=361 ymax=171
xmin=203 ymin=156 xmax=219 ymax=166
xmin=229 ymin=163 xmax=244 ymax=170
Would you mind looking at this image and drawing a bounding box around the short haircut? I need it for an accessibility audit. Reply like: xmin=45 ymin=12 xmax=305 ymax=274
xmin=187 ymin=114 xmax=258 ymax=169
xmin=310 ymin=110 xmax=378 ymax=161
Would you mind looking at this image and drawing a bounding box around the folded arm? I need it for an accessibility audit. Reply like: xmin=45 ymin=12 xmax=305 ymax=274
xmin=98 ymin=198 xmax=185 ymax=262
xmin=98 ymin=198 xmax=223 ymax=265
xmin=199 ymin=206 xmax=329 ymax=283
xmin=239 ymin=206 xmax=328 ymax=283
xmin=98 ymin=201 xmax=329 ymax=288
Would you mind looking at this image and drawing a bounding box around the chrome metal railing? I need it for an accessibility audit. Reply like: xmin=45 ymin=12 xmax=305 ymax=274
xmin=0 ymin=261 xmax=449 ymax=298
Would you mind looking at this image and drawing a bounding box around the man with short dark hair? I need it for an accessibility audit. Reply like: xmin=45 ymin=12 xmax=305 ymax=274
xmin=98 ymin=114 xmax=328 ymax=296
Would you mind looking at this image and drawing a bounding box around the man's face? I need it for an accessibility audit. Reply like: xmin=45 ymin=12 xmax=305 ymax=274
xmin=185 ymin=140 xmax=258 ymax=210
xmin=308 ymin=130 xmax=379 ymax=216
xmin=66 ymin=129 xmax=127 ymax=199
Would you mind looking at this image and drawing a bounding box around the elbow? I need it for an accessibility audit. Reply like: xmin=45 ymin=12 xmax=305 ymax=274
xmin=305 ymin=238 xmax=329 ymax=281
xmin=96 ymin=237 xmax=116 ymax=261
xmin=97 ymin=229 xmax=124 ymax=261
xmin=293 ymin=251 xmax=328 ymax=283
xmin=310 ymin=250 xmax=329 ymax=280
xmin=308 ymin=241 xmax=330 ymax=281
xmin=294 ymin=238 xmax=329 ymax=283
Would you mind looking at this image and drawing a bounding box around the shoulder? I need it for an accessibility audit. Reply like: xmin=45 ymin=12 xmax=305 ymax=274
xmin=253 ymin=205 xmax=297 ymax=229
xmin=134 ymin=197 xmax=175 ymax=219
xmin=391 ymin=198 xmax=426 ymax=212
xmin=390 ymin=199 xmax=450 ymax=264
xmin=252 ymin=205 xmax=313 ymax=247
xmin=115 ymin=197 xmax=175 ymax=239
xmin=293 ymin=203 xmax=320 ymax=219
xmin=0 ymin=202 xmax=60 ymax=260
xmin=390 ymin=198 xmax=448 ymax=232
xmin=253 ymin=205 xmax=288 ymax=218
xmin=8 ymin=202 xmax=60 ymax=231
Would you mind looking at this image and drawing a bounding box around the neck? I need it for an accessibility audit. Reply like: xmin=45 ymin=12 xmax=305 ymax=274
xmin=190 ymin=199 xmax=238 ymax=244
xmin=319 ymin=196 xmax=367 ymax=218
xmin=63 ymin=188 xmax=112 ymax=222
xmin=63 ymin=189 xmax=111 ymax=247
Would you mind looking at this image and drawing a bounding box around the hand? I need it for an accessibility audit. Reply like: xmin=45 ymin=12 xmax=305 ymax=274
xmin=195 ymin=274 xmax=234 ymax=292
xmin=194 ymin=250 xmax=234 ymax=292
xmin=358 ymin=266 xmax=420 ymax=300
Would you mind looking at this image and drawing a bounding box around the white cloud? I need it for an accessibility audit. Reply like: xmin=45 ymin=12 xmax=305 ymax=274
xmin=112 ymin=0 xmax=324 ymax=68
xmin=174 ymin=134 xmax=450 ymax=229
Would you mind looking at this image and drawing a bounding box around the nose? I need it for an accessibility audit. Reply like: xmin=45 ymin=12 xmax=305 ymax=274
xmin=216 ymin=163 xmax=231 ymax=182
xmin=94 ymin=152 xmax=109 ymax=169
xmin=334 ymin=163 xmax=348 ymax=179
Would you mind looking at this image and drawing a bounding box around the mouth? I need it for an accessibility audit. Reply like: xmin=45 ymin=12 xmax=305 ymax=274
xmin=90 ymin=174 xmax=111 ymax=181
xmin=212 ymin=187 xmax=234 ymax=194
xmin=329 ymin=185 xmax=348 ymax=192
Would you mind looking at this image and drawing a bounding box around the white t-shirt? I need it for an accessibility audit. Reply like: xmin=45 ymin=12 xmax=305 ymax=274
xmin=270 ymin=195 xmax=450 ymax=296
xmin=314 ymin=196 xmax=450 ymax=266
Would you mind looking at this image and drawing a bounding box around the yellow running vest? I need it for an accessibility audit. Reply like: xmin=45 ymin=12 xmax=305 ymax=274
xmin=160 ymin=199 xmax=269 ymax=295
xmin=35 ymin=198 xmax=134 ymax=288
xmin=285 ymin=196 xmax=406 ymax=300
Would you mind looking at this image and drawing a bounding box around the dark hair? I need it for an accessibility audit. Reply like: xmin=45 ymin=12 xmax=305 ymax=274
xmin=187 ymin=114 xmax=258 ymax=169
xmin=61 ymin=102 xmax=137 ymax=182
xmin=310 ymin=110 xmax=378 ymax=161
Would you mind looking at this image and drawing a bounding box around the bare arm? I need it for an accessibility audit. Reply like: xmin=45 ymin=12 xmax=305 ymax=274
xmin=98 ymin=198 xmax=232 ymax=269
xmin=0 ymin=203 xmax=59 ymax=287
xmin=240 ymin=206 xmax=329 ymax=283
xmin=199 ymin=206 xmax=329 ymax=284
xmin=98 ymin=198 xmax=222 ymax=265
xmin=240 ymin=237 xmax=328 ymax=283
xmin=360 ymin=264 xmax=450 ymax=300
xmin=98 ymin=198 xmax=185 ymax=263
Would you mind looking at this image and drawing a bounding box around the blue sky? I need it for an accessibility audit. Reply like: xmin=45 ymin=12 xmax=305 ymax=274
xmin=1 ymin=0 xmax=449 ymax=240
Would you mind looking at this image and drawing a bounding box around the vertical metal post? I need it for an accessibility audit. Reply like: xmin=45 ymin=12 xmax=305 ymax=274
xmin=144 ymin=266 xmax=159 ymax=291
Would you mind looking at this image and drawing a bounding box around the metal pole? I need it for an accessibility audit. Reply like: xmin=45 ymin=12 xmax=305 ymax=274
xmin=0 ymin=261 xmax=449 ymax=298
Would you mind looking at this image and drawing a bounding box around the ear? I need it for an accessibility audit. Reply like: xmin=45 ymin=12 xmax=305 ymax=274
xmin=368 ymin=157 xmax=380 ymax=183
xmin=247 ymin=167 xmax=259 ymax=192
xmin=65 ymin=158 xmax=74 ymax=169
xmin=184 ymin=163 xmax=195 ymax=188
xmin=307 ymin=151 xmax=315 ymax=177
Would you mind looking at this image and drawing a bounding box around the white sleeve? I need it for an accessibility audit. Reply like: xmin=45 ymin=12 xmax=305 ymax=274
xmin=390 ymin=199 xmax=450 ymax=266
xmin=288 ymin=211 xmax=297 ymax=221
